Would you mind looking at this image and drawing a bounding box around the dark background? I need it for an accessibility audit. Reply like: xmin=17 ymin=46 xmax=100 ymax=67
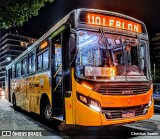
xmin=1 ymin=0 xmax=160 ymax=38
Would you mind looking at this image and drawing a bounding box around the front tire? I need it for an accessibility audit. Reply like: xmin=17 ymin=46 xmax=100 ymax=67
xmin=41 ymin=100 xmax=53 ymax=121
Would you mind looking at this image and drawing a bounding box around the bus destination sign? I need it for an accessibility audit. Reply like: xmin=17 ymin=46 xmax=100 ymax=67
xmin=79 ymin=12 xmax=142 ymax=33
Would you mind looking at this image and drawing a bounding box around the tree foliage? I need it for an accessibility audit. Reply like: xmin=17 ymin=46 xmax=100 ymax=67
xmin=0 ymin=0 xmax=54 ymax=29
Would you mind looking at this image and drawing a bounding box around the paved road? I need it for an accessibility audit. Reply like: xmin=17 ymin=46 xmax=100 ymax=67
xmin=0 ymin=95 xmax=160 ymax=139
xmin=0 ymin=96 xmax=62 ymax=139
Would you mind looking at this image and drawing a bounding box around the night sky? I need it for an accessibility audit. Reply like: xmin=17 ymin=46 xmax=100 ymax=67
xmin=2 ymin=0 xmax=160 ymax=38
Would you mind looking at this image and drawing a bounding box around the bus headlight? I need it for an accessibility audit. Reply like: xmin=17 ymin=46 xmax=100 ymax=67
xmin=79 ymin=95 xmax=88 ymax=104
xmin=77 ymin=92 xmax=101 ymax=113
xmin=148 ymin=95 xmax=153 ymax=107
xmin=143 ymin=95 xmax=153 ymax=115
xmin=89 ymin=99 xmax=101 ymax=112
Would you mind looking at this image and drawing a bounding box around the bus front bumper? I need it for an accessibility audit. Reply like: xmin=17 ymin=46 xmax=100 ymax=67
xmin=74 ymin=100 xmax=154 ymax=126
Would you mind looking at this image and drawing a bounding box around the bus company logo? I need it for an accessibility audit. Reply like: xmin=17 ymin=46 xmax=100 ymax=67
xmin=122 ymin=90 xmax=134 ymax=94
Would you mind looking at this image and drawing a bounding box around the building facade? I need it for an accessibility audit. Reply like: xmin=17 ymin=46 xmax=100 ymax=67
xmin=0 ymin=33 xmax=36 ymax=89
xmin=151 ymin=33 xmax=160 ymax=82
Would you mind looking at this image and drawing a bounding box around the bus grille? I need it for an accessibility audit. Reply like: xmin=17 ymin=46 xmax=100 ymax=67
xmin=102 ymin=104 xmax=147 ymax=119
xmin=95 ymin=85 xmax=150 ymax=95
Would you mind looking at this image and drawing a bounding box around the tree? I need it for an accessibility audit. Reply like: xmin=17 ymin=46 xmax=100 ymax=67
xmin=0 ymin=0 xmax=54 ymax=29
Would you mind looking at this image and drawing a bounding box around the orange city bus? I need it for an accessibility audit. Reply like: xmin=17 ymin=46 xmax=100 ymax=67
xmin=5 ymin=8 xmax=153 ymax=127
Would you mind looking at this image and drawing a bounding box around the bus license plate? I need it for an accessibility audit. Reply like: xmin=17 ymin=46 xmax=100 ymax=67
xmin=122 ymin=111 xmax=135 ymax=118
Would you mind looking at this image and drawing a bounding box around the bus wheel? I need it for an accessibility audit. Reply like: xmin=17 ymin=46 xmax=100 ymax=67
xmin=41 ymin=100 xmax=53 ymax=121
xmin=12 ymin=94 xmax=17 ymax=110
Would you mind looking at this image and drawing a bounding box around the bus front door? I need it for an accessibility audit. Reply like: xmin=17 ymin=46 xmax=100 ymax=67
xmin=51 ymin=35 xmax=63 ymax=117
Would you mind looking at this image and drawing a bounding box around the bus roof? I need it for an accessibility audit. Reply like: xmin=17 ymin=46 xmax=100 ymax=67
xmin=6 ymin=8 xmax=146 ymax=69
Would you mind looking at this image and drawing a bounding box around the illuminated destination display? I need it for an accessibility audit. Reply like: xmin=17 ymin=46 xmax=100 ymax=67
xmin=79 ymin=12 xmax=142 ymax=33
xmin=40 ymin=41 xmax=48 ymax=50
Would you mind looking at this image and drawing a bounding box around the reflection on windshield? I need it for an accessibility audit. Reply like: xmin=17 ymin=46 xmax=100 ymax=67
xmin=76 ymin=30 xmax=149 ymax=81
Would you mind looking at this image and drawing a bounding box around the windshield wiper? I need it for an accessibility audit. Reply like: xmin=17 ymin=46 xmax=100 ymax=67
xmin=99 ymin=28 xmax=113 ymax=66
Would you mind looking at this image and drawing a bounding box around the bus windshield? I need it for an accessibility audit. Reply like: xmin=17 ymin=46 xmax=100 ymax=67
xmin=75 ymin=30 xmax=150 ymax=81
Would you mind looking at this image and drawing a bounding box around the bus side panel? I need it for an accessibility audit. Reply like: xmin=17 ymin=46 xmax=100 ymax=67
xmin=5 ymin=82 xmax=9 ymax=100
xmin=30 ymin=74 xmax=39 ymax=114
xmin=10 ymin=75 xmax=37 ymax=113
xmin=10 ymin=80 xmax=15 ymax=103
xmin=65 ymin=97 xmax=74 ymax=124
xmin=14 ymin=78 xmax=22 ymax=107
xmin=31 ymin=71 xmax=52 ymax=114
xmin=64 ymin=69 xmax=74 ymax=124
xmin=21 ymin=77 xmax=32 ymax=112
xmin=20 ymin=78 xmax=29 ymax=111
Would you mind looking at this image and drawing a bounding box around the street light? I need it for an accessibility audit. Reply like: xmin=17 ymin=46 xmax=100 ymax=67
xmin=6 ymin=57 xmax=11 ymax=62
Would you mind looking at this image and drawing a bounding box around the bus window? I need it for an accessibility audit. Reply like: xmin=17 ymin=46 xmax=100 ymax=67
xmin=22 ymin=58 xmax=27 ymax=76
xmin=15 ymin=61 xmax=21 ymax=78
xmin=43 ymin=50 xmax=49 ymax=70
xmin=76 ymin=30 xmax=146 ymax=79
xmin=54 ymin=44 xmax=62 ymax=88
xmin=55 ymin=44 xmax=62 ymax=71
xmin=37 ymin=54 xmax=42 ymax=71
xmin=37 ymin=41 xmax=49 ymax=71
xmin=28 ymin=51 xmax=35 ymax=74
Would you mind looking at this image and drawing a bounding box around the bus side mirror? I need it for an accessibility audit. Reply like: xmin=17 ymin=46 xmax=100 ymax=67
xmin=62 ymin=25 xmax=72 ymax=95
